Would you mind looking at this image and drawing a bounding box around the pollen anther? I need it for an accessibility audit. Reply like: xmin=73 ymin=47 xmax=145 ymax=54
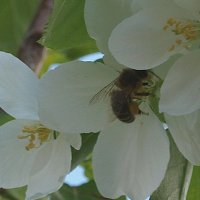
xmin=163 ymin=17 xmax=200 ymax=51
xmin=18 ymin=123 xmax=57 ymax=151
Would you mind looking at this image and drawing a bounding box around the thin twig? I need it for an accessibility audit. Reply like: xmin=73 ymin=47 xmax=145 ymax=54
xmin=18 ymin=0 xmax=54 ymax=74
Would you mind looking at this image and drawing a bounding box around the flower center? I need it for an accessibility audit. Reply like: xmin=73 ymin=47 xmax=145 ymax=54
xmin=163 ymin=17 xmax=200 ymax=51
xmin=18 ymin=123 xmax=59 ymax=151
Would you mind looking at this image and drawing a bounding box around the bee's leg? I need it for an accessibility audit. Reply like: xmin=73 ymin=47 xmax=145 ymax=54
xmin=142 ymin=82 xmax=152 ymax=87
xmin=132 ymin=96 xmax=142 ymax=101
xmin=142 ymin=81 xmax=156 ymax=88
xmin=129 ymin=102 xmax=149 ymax=116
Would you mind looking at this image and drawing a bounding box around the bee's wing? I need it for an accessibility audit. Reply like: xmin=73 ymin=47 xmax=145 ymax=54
xmin=89 ymin=78 xmax=118 ymax=104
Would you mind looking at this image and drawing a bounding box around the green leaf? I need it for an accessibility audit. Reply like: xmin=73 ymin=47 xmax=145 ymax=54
xmin=81 ymin=158 xmax=93 ymax=180
xmin=0 ymin=187 xmax=26 ymax=200
xmin=50 ymin=181 xmax=126 ymax=200
xmin=187 ymin=166 xmax=200 ymax=200
xmin=150 ymin=134 xmax=193 ymax=200
xmin=40 ymin=0 xmax=97 ymax=55
xmin=0 ymin=110 xmax=13 ymax=126
xmin=38 ymin=49 xmax=69 ymax=77
xmin=71 ymin=132 xmax=99 ymax=170
xmin=0 ymin=0 xmax=40 ymax=54
xmin=149 ymin=94 xmax=165 ymax=123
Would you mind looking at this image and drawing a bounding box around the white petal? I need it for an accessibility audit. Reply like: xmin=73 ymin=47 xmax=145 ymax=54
xmin=160 ymin=50 xmax=200 ymax=115
xmin=153 ymin=55 xmax=180 ymax=80
xmin=85 ymin=0 xmax=133 ymax=56
xmin=62 ymin=133 xmax=82 ymax=150
xmin=0 ymin=52 xmax=39 ymax=120
xmin=133 ymin=0 xmax=173 ymax=9
xmin=109 ymin=5 xmax=194 ymax=69
xmin=93 ymin=105 xmax=169 ymax=200
xmin=103 ymin=54 xmax=126 ymax=71
xmin=165 ymin=111 xmax=200 ymax=165
xmin=39 ymin=61 xmax=118 ymax=133
xmin=0 ymin=119 xmax=39 ymax=188
xmin=26 ymin=134 xmax=71 ymax=200
xmin=85 ymin=0 xmax=134 ymax=69
xmin=175 ymin=0 xmax=200 ymax=13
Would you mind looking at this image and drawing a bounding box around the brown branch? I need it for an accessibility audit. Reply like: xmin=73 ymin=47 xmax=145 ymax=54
xmin=18 ymin=0 xmax=54 ymax=74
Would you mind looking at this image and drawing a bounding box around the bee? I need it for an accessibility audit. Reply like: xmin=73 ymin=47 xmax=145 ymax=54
xmin=110 ymin=90 xmax=140 ymax=123
xmin=90 ymin=68 xmax=153 ymax=123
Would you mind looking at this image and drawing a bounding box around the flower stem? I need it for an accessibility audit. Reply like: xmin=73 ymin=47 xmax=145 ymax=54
xmin=180 ymin=162 xmax=193 ymax=200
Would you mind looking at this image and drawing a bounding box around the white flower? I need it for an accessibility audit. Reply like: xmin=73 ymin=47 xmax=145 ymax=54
xmin=151 ymin=54 xmax=200 ymax=165
xmin=93 ymin=0 xmax=200 ymax=171
xmin=0 ymin=52 xmax=81 ymax=200
xmin=84 ymin=0 xmax=167 ymax=69
xmin=38 ymin=60 xmax=170 ymax=200
xmin=108 ymin=2 xmax=198 ymax=69
xmin=84 ymin=0 xmax=173 ymax=69
xmin=159 ymin=50 xmax=200 ymax=115
xmin=108 ymin=1 xmax=200 ymax=115
xmin=84 ymin=0 xmax=135 ymax=69
xmin=38 ymin=1 xmax=200 ymax=199
xmin=165 ymin=110 xmax=200 ymax=165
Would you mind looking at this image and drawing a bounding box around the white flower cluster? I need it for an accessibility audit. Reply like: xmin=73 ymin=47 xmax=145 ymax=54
xmin=0 ymin=0 xmax=199 ymax=200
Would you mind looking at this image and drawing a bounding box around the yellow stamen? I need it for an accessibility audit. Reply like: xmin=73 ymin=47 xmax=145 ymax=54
xmin=163 ymin=17 xmax=200 ymax=51
xmin=18 ymin=123 xmax=57 ymax=151
xmin=175 ymin=39 xmax=182 ymax=45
